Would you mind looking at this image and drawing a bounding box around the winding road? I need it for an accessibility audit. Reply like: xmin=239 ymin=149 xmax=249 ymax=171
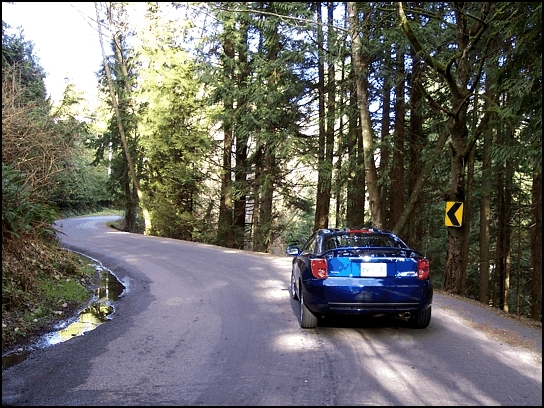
xmin=2 ymin=216 xmax=542 ymax=405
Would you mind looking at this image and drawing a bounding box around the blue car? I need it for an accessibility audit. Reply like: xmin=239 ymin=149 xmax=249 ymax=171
xmin=286 ymin=228 xmax=433 ymax=329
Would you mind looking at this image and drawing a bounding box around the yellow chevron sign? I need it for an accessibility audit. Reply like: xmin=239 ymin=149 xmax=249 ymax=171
xmin=445 ymin=202 xmax=463 ymax=227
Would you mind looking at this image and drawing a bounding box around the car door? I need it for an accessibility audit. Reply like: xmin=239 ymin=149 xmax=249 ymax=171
xmin=293 ymin=232 xmax=319 ymax=286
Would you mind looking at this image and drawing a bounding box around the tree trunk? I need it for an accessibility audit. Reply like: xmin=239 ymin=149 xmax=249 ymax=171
xmin=252 ymin=4 xmax=280 ymax=252
xmin=398 ymin=2 xmax=490 ymax=293
xmin=390 ymin=48 xmax=405 ymax=232
xmin=217 ymin=34 xmax=235 ymax=247
xmin=459 ymin=142 xmax=475 ymax=295
xmin=325 ymin=1 xmax=336 ymax=228
xmin=251 ymin=148 xmax=262 ymax=252
xmin=530 ymin=171 xmax=542 ymax=321
xmin=379 ymin=46 xmax=392 ymax=228
xmin=97 ymin=3 xmax=151 ymax=234
xmin=334 ymin=8 xmax=349 ymax=228
xmin=346 ymin=68 xmax=365 ymax=227
xmin=122 ymin=168 xmax=137 ymax=232
xmin=254 ymin=148 xmax=275 ymax=253
xmin=314 ymin=2 xmax=331 ymax=230
xmin=443 ymin=120 xmax=469 ymax=293
xmin=496 ymin=128 xmax=514 ymax=311
xmin=478 ymin=73 xmax=495 ymax=305
xmin=334 ymin=86 xmax=345 ymax=228
xmin=347 ymin=2 xmax=382 ymax=228
xmin=233 ymin=18 xmax=250 ymax=250
xmin=405 ymin=54 xmax=424 ymax=247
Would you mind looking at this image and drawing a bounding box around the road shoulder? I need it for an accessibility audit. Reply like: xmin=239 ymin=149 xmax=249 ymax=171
xmin=433 ymin=290 xmax=542 ymax=360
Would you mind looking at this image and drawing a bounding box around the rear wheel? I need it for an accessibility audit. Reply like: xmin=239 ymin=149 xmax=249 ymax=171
xmin=299 ymin=289 xmax=318 ymax=329
xmin=409 ymin=306 xmax=431 ymax=329
xmin=290 ymin=271 xmax=298 ymax=300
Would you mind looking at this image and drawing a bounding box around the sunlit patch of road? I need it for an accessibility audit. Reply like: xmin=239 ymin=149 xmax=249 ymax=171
xmin=273 ymin=333 xmax=321 ymax=351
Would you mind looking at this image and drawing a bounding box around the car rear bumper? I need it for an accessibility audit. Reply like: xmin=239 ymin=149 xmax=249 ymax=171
xmin=302 ymin=277 xmax=433 ymax=316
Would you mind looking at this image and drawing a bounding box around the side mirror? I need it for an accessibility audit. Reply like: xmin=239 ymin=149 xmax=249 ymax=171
xmin=286 ymin=246 xmax=300 ymax=256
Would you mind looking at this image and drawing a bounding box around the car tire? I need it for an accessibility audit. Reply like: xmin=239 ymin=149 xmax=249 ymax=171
xmin=299 ymin=289 xmax=318 ymax=329
xmin=290 ymin=271 xmax=298 ymax=300
xmin=409 ymin=306 xmax=431 ymax=329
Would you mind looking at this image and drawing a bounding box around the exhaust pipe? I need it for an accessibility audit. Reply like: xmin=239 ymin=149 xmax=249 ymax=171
xmin=403 ymin=312 xmax=411 ymax=318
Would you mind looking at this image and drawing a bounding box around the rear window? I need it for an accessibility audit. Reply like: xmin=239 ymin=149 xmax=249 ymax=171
xmin=330 ymin=233 xmax=405 ymax=249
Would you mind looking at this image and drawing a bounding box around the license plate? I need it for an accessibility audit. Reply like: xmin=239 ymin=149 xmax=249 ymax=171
xmin=360 ymin=263 xmax=387 ymax=277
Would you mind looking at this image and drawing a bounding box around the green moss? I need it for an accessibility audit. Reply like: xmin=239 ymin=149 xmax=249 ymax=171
xmin=38 ymin=278 xmax=91 ymax=304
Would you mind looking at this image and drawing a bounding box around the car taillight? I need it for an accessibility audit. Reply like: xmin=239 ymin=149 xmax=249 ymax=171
xmin=417 ymin=258 xmax=429 ymax=280
xmin=311 ymin=259 xmax=328 ymax=279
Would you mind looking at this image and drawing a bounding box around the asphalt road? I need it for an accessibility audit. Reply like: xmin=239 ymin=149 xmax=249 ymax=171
xmin=2 ymin=216 xmax=542 ymax=406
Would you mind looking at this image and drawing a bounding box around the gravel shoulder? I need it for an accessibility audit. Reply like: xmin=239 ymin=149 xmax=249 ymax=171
xmin=434 ymin=290 xmax=542 ymax=360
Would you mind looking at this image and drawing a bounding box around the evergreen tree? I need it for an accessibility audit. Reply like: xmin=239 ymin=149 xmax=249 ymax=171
xmin=135 ymin=2 xmax=214 ymax=240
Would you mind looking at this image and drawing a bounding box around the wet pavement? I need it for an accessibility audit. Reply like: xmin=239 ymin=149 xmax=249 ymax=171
xmin=1 ymin=257 xmax=125 ymax=370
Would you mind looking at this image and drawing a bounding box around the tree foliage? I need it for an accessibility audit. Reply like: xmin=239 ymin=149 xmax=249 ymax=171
xmin=2 ymin=24 xmax=107 ymax=235
xmin=135 ymin=2 xmax=214 ymax=240
xmin=2 ymin=17 xmax=112 ymax=350
xmin=3 ymin=2 xmax=541 ymax=321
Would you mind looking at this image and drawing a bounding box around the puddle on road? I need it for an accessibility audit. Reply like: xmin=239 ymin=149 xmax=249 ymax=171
xmin=2 ymin=259 xmax=126 ymax=370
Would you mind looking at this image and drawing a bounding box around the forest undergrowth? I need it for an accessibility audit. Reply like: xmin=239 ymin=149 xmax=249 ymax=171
xmin=1 ymin=232 xmax=96 ymax=355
